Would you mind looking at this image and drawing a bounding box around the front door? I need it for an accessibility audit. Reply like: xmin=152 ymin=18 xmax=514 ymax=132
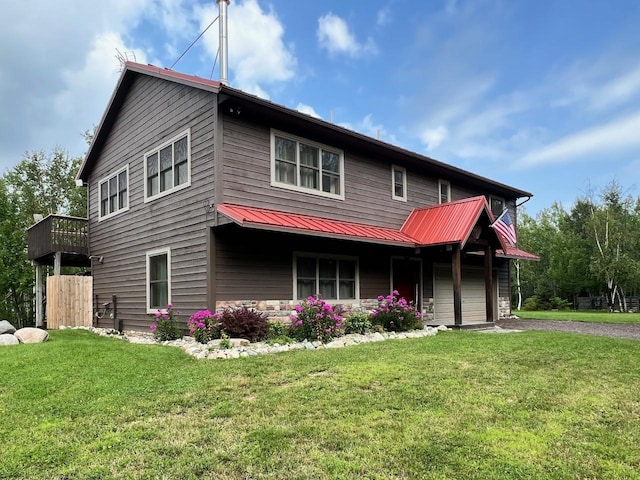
xmin=392 ymin=258 xmax=421 ymax=310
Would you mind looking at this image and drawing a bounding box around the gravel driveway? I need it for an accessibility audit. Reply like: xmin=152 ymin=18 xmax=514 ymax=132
xmin=496 ymin=318 xmax=640 ymax=341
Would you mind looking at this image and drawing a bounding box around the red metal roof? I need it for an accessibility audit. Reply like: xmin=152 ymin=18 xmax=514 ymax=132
xmin=400 ymin=196 xmax=493 ymax=247
xmin=217 ymin=204 xmax=417 ymax=247
xmin=497 ymin=246 xmax=540 ymax=261
xmin=125 ymin=62 xmax=221 ymax=90
xmin=217 ymin=202 xmax=540 ymax=261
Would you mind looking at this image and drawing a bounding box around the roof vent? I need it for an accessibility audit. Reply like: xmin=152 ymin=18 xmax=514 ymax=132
xmin=217 ymin=0 xmax=230 ymax=85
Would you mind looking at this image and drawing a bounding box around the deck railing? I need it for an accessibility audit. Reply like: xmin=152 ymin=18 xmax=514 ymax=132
xmin=27 ymin=215 xmax=89 ymax=261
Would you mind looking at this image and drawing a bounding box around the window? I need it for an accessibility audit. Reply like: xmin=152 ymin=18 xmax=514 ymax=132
xmin=144 ymin=130 xmax=191 ymax=201
xmin=294 ymin=254 xmax=358 ymax=300
xmin=391 ymin=165 xmax=407 ymax=201
xmin=99 ymin=165 xmax=129 ymax=219
xmin=146 ymin=248 xmax=171 ymax=312
xmin=489 ymin=196 xmax=505 ymax=218
xmin=271 ymin=130 xmax=344 ymax=199
xmin=439 ymin=180 xmax=451 ymax=203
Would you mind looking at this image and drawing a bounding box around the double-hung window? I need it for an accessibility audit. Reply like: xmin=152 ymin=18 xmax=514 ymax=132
xmin=147 ymin=248 xmax=171 ymax=312
xmin=144 ymin=129 xmax=190 ymax=201
xmin=438 ymin=179 xmax=451 ymax=204
xmin=271 ymin=130 xmax=344 ymax=199
xmin=99 ymin=165 xmax=128 ymax=219
xmin=391 ymin=165 xmax=407 ymax=201
xmin=295 ymin=255 xmax=358 ymax=300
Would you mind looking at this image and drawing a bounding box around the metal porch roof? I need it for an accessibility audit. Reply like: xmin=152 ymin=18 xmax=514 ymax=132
xmin=216 ymin=204 xmax=417 ymax=247
xmin=497 ymin=246 xmax=541 ymax=261
xmin=400 ymin=196 xmax=496 ymax=248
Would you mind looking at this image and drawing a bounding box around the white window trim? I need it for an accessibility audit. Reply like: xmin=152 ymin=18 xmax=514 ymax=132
xmin=292 ymin=252 xmax=359 ymax=302
xmin=391 ymin=165 xmax=407 ymax=202
xmin=146 ymin=247 xmax=172 ymax=314
xmin=438 ymin=179 xmax=451 ymax=204
xmin=270 ymin=129 xmax=345 ymax=201
xmin=98 ymin=164 xmax=129 ymax=221
xmin=143 ymin=128 xmax=191 ymax=203
xmin=489 ymin=195 xmax=505 ymax=218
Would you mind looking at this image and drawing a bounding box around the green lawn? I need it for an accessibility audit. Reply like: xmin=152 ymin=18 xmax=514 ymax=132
xmin=515 ymin=310 xmax=640 ymax=324
xmin=1 ymin=330 xmax=639 ymax=479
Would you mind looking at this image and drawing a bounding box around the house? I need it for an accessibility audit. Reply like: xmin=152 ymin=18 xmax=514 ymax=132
xmin=76 ymin=61 xmax=538 ymax=332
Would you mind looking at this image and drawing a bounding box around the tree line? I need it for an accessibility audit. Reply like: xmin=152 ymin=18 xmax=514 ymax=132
xmin=515 ymin=181 xmax=640 ymax=311
xmin=0 ymin=150 xmax=86 ymax=327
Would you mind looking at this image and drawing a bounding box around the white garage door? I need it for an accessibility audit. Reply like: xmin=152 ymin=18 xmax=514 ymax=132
xmin=434 ymin=265 xmax=488 ymax=323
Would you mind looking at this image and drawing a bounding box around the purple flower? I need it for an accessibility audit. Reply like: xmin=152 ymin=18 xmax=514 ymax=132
xmin=295 ymin=320 xmax=303 ymax=327
xmin=377 ymin=295 xmax=384 ymax=301
xmin=392 ymin=290 xmax=399 ymax=296
xmin=149 ymin=324 xmax=157 ymax=331
xmin=155 ymin=311 xmax=162 ymax=318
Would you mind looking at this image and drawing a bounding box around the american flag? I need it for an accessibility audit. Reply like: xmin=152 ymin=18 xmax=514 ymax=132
xmin=491 ymin=209 xmax=517 ymax=246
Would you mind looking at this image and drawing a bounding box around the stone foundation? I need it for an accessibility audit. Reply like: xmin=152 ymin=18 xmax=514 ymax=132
xmin=216 ymin=298 xmax=433 ymax=323
xmin=498 ymin=296 xmax=511 ymax=318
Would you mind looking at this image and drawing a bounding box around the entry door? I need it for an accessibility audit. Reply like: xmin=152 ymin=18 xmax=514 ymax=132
xmin=392 ymin=258 xmax=421 ymax=310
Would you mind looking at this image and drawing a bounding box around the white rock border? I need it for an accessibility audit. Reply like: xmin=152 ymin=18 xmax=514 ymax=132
xmin=60 ymin=325 xmax=450 ymax=360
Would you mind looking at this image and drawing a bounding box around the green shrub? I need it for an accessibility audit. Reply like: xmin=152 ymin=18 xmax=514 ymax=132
xmin=343 ymin=312 xmax=372 ymax=334
xmin=267 ymin=320 xmax=289 ymax=339
xmin=219 ymin=307 xmax=269 ymax=342
xmin=371 ymin=291 xmax=423 ymax=332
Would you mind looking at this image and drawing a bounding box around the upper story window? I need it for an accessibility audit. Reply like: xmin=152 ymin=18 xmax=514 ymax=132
xmin=144 ymin=129 xmax=191 ymax=202
xmin=294 ymin=254 xmax=358 ymax=301
xmin=391 ymin=165 xmax=407 ymax=202
xmin=271 ymin=130 xmax=345 ymax=200
xmin=439 ymin=179 xmax=451 ymax=204
xmin=489 ymin=196 xmax=505 ymax=218
xmin=99 ymin=165 xmax=129 ymax=220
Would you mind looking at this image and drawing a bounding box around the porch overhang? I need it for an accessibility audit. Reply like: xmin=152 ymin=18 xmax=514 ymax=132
xmin=216 ymin=203 xmax=417 ymax=247
xmin=216 ymin=201 xmax=539 ymax=260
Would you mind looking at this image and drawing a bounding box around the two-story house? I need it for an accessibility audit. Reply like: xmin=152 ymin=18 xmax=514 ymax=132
xmin=76 ymin=62 xmax=537 ymax=332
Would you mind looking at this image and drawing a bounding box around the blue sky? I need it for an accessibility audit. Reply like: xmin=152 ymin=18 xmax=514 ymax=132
xmin=1 ymin=0 xmax=639 ymax=215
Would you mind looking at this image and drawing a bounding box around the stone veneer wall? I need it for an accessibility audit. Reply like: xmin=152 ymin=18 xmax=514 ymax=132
xmin=216 ymin=298 xmax=434 ymax=323
xmin=498 ymin=296 xmax=511 ymax=318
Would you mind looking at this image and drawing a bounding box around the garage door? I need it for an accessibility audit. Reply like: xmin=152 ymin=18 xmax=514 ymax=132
xmin=433 ymin=265 xmax=488 ymax=323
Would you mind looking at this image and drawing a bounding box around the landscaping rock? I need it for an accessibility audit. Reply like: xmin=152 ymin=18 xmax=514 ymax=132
xmin=0 ymin=320 xmax=16 ymax=335
xmin=0 ymin=333 xmax=19 ymax=346
xmin=14 ymin=327 xmax=49 ymax=344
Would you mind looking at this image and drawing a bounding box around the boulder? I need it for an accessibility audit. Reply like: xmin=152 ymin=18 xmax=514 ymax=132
xmin=0 ymin=334 xmax=19 ymax=346
xmin=14 ymin=327 xmax=49 ymax=344
xmin=0 ymin=320 xmax=16 ymax=335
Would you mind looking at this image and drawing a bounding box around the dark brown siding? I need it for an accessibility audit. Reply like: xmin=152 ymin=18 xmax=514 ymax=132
xmin=88 ymin=75 xmax=216 ymax=330
xmin=215 ymin=226 xmax=406 ymax=301
xmin=221 ymin=114 xmax=520 ymax=229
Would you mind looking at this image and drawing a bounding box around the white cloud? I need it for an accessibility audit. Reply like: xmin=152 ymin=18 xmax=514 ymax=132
xmin=197 ymin=0 xmax=297 ymax=94
xmin=317 ymin=13 xmax=377 ymax=58
xmin=517 ymin=112 xmax=640 ymax=169
xmin=420 ymin=125 xmax=448 ymax=151
xmin=296 ymin=103 xmax=322 ymax=119
xmin=590 ymin=64 xmax=640 ymax=111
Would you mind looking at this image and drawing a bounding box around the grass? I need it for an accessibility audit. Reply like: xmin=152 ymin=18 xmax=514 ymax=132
xmin=1 ymin=330 xmax=639 ymax=479
xmin=515 ymin=310 xmax=640 ymax=324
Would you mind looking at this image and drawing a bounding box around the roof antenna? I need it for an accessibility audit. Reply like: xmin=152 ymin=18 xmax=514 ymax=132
xmin=115 ymin=49 xmax=137 ymax=72
xmin=217 ymin=0 xmax=230 ymax=85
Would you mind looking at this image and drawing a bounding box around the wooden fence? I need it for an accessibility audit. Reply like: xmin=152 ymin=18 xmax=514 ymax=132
xmin=46 ymin=276 xmax=93 ymax=329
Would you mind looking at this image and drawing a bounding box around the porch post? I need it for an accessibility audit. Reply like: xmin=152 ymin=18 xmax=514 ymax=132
xmin=484 ymin=245 xmax=494 ymax=322
xmin=35 ymin=263 xmax=43 ymax=327
xmin=53 ymin=252 xmax=62 ymax=276
xmin=452 ymin=244 xmax=462 ymax=326
xmin=207 ymin=228 xmax=217 ymax=312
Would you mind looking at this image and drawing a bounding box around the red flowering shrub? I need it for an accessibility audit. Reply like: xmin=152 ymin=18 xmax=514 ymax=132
xmin=219 ymin=307 xmax=269 ymax=342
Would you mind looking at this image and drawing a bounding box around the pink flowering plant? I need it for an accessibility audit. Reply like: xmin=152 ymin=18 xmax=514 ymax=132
xmin=187 ymin=309 xmax=222 ymax=344
xmin=289 ymin=295 xmax=344 ymax=343
xmin=371 ymin=291 xmax=423 ymax=332
xmin=150 ymin=303 xmax=182 ymax=341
